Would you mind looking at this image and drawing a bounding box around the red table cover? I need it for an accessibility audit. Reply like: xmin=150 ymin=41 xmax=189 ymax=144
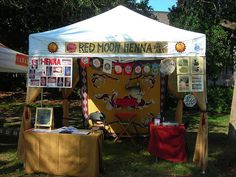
xmin=147 ymin=123 xmax=187 ymax=163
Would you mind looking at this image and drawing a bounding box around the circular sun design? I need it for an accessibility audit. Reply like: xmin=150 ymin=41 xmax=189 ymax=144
xmin=175 ymin=42 xmax=186 ymax=53
xmin=48 ymin=42 xmax=58 ymax=53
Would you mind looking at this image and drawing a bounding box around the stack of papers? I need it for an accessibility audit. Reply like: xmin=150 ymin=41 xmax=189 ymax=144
xmin=162 ymin=122 xmax=179 ymax=126
xmin=32 ymin=126 xmax=91 ymax=135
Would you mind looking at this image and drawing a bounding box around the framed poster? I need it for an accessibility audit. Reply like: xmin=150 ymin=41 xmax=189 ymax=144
xmin=191 ymin=57 xmax=203 ymax=74
xmin=191 ymin=75 xmax=204 ymax=92
xmin=177 ymin=75 xmax=191 ymax=92
xmin=177 ymin=58 xmax=190 ymax=74
xmin=35 ymin=107 xmax=54 ymax=129
xmin=28 ymin=57 xmax=73 ymax=88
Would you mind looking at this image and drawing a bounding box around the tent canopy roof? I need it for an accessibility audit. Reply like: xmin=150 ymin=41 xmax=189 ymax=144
xmin=29 ymin=5 xmax=206 ymax=58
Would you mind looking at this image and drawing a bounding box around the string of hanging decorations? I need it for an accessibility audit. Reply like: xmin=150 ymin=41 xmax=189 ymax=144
xmin=79 ymin=57 xmax=176 ymax=76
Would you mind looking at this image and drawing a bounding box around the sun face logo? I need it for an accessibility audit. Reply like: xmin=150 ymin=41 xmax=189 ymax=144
xmin=48 ymin=42 xmax=58 ymax=53
xmin=175 ymin=42 xmax=186 ymax=53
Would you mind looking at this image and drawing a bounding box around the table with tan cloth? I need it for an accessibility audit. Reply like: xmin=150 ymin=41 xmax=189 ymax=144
xmin=24 ymin=130 xmax=103 ymax=177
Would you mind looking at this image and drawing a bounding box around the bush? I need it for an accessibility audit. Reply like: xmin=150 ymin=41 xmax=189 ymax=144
xmin=207 ymin=86 xmax=233 ymax=114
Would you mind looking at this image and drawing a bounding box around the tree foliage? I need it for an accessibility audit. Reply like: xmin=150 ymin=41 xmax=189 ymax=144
xmin=0 ymin=0 xmax=153 ymax=53
xmin=168 ymin=0 xmax=236 ymax=83
xmin=0 ymin=0 xmax=154 ymax=91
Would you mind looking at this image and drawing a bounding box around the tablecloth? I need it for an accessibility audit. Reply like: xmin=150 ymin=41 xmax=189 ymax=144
xmin=147 ymin=123 xmax=187 ymax=162
xmin=24 ymin=130 xmax=103 ymax=177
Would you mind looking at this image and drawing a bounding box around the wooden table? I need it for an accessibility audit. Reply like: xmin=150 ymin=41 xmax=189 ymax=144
xmin=147 ymin=123 xmax=187 ymax=163
xmin=24 ymin=130 xmax=103 ymax=177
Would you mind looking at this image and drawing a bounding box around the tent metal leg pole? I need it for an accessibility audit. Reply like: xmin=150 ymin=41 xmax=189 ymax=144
xmin=41 ymin=88 xmax=43 ymax=107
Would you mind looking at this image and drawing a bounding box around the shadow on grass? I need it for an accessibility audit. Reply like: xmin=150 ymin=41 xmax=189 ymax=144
xmin=0 ymin=109 xmax=235 ymax=177
xmin=101 ymin=130 xmax=236 ymax=177
xmin=0 ymin=161 xmax=23 ymax=175
xmin=102 ymin=137 xmax=199 ymax=177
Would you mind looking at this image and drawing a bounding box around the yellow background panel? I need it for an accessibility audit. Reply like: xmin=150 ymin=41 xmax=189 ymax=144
xmin=87 ymin=64 xmax=161 ymax=134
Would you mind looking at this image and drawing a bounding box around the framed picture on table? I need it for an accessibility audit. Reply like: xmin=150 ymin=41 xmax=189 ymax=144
xmin=35 ymin=107 xmax=54 ymax=129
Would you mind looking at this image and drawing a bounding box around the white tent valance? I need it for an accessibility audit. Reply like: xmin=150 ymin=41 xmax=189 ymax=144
xmin=29 ymin=5 xmax=206 ymax=58
xmin=0 ymin=43 xmax=28 ymax=73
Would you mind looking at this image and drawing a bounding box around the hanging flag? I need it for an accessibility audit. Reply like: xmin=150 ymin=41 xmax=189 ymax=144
xmin=103 ymin=60 xmax=112 ymax=74
xmin=152 ymin=63 xmax=159 ymax=76
xmin=114 ymin=62 xmax=123 ymax=75
xmin=143 ymin=63 xmax=151 ymax=75
xmin=92 ymin=58 xmax=101 ymax=69
xmin=134 ymin=63 xmax=142 ymax=75
xmin=124 ymin=63 xmax=133 ymax=75
xmin=80 ymin=57 xmax=90 ymax=67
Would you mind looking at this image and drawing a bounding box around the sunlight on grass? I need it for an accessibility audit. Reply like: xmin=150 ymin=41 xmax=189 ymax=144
xmin=1 ymin=94 xmax=235 ymax=177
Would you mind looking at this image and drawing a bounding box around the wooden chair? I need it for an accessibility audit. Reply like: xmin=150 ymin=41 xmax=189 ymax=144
xmin=114 ymin=112 xmax=137 ymax=144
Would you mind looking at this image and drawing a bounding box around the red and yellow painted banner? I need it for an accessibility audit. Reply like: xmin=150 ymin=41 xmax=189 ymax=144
xmin=87 ymin=65 xmax=161 ymax=134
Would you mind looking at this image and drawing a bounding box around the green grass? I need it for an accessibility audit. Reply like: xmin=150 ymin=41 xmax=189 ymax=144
xmin=1 ymin=93 xmax=236 ymax=177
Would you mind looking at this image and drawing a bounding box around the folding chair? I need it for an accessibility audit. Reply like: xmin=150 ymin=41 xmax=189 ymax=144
xmin=114 ymin=112 xmax=137 ymax=144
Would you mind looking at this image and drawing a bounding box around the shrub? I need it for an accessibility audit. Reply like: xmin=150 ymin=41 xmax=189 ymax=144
xmin=207 ymin=86 xmax=233 ymax=114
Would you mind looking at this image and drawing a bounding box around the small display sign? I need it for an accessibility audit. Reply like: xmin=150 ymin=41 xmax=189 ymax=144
xmin=35 ymin=107 xmax=54 ymax=129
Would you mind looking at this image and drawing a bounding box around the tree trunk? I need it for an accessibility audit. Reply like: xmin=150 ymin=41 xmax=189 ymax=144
xmin=228 ymin=71 xmax=236 ymax=140
xmin=220 ymin=19 xmax=236 ymax=30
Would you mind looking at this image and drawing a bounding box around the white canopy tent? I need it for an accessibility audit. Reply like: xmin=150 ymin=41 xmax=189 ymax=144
xmin=29 ymin=5 xmax=205 ymax=58
xmin=19 ymin=5 xmax=208 ymax=173
xmin=0 ymin=43 xmax=28 ymax=73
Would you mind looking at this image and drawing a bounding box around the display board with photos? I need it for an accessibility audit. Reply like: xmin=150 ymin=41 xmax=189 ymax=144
xmin=177 ymin=57 xmax=204 ymax=92
xmin=28 ymin=57 xmax=73 ymax=88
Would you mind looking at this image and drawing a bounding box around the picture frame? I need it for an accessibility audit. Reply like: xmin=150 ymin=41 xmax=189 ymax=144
xmin=191 ymin=75 xmax=204 ymax=92
xmin=177 ymin=58 xmax=190 ymax=74
xmin=35 ymin=107 xmax=54 ymax=129
xmin=177 ymin=75 xmax=191 ymax=92
xmin=191 ymin=57 xmax=203 ymax=74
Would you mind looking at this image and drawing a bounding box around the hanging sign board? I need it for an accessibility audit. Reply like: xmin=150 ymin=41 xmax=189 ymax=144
xmin=177 ymin=57 xmax=204 ymax=92
xmin=65 ymin=41 xmax=168 ymax=54
xmin=27 ymin=57 xmax=73 ymax=88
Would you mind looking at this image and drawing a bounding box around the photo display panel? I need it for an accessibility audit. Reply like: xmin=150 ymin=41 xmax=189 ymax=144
xmin=177 ymin=57 xmax=204 ymax=92
xmin=27 ymin=57 xmax=73 ymax=88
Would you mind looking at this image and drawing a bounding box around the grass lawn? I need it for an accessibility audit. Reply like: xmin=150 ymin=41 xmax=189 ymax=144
xmin=0 ymin=92 xmax=236 ymax=177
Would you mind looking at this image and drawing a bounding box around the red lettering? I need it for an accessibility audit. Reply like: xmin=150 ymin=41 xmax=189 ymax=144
xmin=15 ymin=54 xmax=28 ymax=67
xmin=40 ymin=58 xmax=61 ymax=65
xmin=57 ymin=59 xmax=61 ymax=65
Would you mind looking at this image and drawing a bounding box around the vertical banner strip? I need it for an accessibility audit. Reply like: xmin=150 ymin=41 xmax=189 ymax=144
xmin=80 ymin=66 xmax=89 ymax=119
